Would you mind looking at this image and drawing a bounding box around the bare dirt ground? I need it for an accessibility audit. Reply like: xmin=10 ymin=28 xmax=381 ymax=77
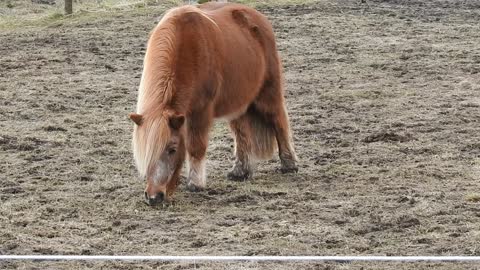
xmin=1 ymin=0 xmax=480 ymax=269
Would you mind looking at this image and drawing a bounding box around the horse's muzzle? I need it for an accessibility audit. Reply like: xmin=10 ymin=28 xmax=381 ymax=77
xmin=144 ymin=191 xmax=165 ymax=206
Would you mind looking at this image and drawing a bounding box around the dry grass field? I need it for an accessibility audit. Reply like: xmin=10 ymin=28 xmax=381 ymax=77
xmin=1 ymin=0 xmax=480 ymax=269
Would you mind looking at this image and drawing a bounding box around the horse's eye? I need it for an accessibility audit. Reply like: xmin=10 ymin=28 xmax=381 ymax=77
xmin=167 ymin=148 xmax=176 ymax=155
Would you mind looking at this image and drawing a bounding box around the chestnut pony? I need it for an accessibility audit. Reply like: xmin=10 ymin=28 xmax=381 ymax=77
xmin=129 ymin=3 xmax=297 ymax=205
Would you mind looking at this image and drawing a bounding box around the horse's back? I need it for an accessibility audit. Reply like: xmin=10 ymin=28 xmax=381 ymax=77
xmin=169 ymin=3 xmax=275 ymax=69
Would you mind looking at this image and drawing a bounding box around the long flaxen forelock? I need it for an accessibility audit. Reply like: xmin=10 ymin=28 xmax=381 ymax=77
xmin=132 ymin=117 xmax=171 ymax=178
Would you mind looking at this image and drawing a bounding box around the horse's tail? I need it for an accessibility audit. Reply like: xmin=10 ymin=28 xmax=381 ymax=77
xmin=245 ymin=106 xmax=277 ymax=160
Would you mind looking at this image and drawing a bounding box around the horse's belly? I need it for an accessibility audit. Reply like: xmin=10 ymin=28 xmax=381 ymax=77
xmin=214 ymin=105 xmax=248 ymax=121
xmin=212 ymin=78 xmax=262 ymax=121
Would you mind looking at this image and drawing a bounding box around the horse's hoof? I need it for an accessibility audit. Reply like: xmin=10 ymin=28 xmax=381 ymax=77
xmin=186 ymin=182 xmax=204 ymax=192
xmin=279 ymin=165 xmax=298 ymax=174
xmin=227 ymin=171 xmax=250 ymax=181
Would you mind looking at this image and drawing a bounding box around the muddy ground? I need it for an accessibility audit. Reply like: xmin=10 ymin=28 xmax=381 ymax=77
xmin=1 ymin=0 xmax=480 ymax=269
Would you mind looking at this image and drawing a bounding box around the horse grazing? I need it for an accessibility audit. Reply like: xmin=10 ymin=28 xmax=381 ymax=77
xmin=129 ymin=2 xmax=298 ymax=206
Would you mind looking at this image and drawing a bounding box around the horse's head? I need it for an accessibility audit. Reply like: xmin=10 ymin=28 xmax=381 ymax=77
xmin=129 ymin=110 xmax=185 ymax=206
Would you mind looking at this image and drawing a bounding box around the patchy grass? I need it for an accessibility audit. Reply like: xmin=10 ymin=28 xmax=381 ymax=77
xmin=0 ymin=0 xmax=316 ymax=30
xmin=0 ymin=0 xmax=181 ymax=30
xmin=1 ymin=1 xmax=480 ymax=269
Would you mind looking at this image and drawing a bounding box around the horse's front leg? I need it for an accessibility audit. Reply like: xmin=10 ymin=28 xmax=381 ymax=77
xmin=185 ymin=108 xmax=212 ymax=192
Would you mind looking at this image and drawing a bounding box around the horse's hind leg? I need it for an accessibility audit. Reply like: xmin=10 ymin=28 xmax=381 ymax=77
xmin=255 ymin=82 xmax=298 ymax=174
xmin=271 ymin=105 xmax=298 ymax=173
xmin=228 ymin=115 xmax=254 ymax=181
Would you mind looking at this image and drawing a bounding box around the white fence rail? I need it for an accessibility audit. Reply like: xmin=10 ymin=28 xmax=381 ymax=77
xmin=1 ymin=255 xmax=480 ymax=262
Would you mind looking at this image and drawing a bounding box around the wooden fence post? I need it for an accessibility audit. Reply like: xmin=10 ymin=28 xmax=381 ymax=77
xmin=65 ymin=0 xmax=72 ymax=15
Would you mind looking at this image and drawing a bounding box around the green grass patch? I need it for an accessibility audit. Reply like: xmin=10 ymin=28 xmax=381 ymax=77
xmin=47 ymin=11 xmax=64 ymax=20
xmin=466 ymin=193 xmax=480 ymax=203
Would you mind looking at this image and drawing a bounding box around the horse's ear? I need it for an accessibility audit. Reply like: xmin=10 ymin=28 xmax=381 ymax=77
xmin=168 ymin=114 xmax=185 ymax=130
xmin=128 ymin=113 xmax=143 ymax=126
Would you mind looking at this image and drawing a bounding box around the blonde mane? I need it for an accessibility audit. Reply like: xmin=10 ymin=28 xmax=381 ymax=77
xmin=132 ymin=11 xmax=178 ymax=178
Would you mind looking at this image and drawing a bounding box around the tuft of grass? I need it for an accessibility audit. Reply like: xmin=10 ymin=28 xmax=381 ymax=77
xmin=466 ymin=194 xmax=480 ymax=203
xmin=46 ymin=11 xmax=63 ymax=20
xmin=353 ymin=89 xmax=396 ymax=100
